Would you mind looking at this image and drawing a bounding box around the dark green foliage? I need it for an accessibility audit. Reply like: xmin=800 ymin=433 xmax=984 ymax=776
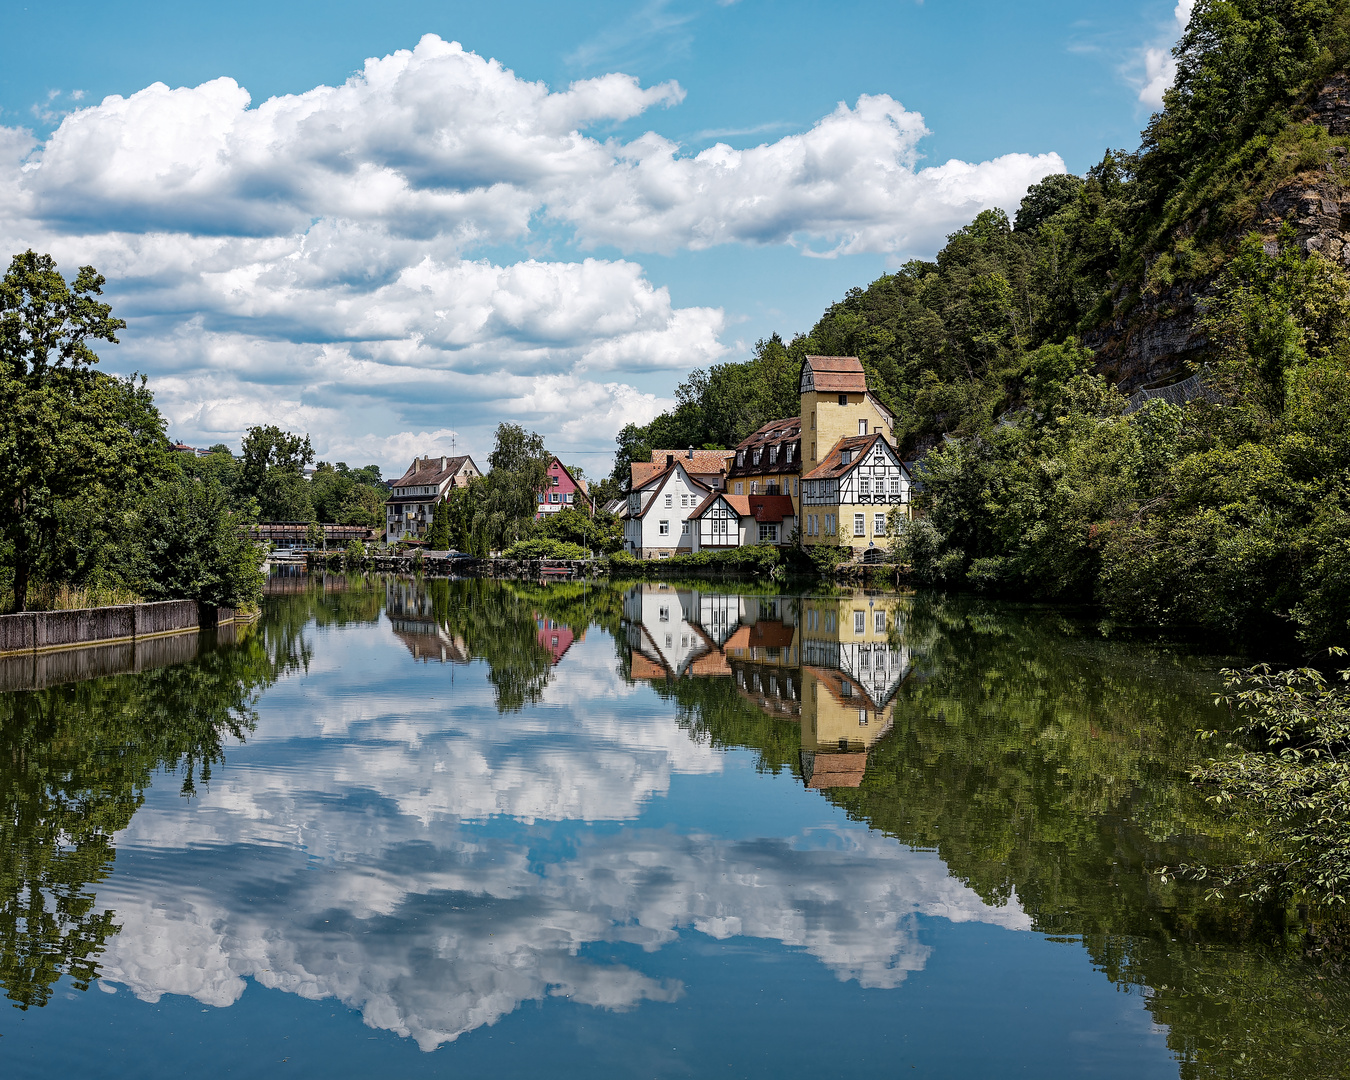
xmin=309 ymin=461 xmax=386 ymax=527
xmin=238 ymin=425 xmax=314 ymax=522
xmin=131 ymin=470 xmax=265 ymax=608
xmin=426 ymin=499 xmax=451 ymax=551
xmin=534 ymin=505 xmax=623 ymax=553
xmin=1164 ymin=653 xmax=1350 ymax=906
xmin=503 ymin=538 xmax=590 ymax=559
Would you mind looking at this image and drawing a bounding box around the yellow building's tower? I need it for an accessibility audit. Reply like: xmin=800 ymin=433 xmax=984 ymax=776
xmin=799 ymin=356 xmax=894 ymax=469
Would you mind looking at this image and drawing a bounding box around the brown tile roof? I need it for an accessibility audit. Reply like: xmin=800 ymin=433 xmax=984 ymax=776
xmin=689 ymin=492 xmax=795 ymax=523
xmin=393 ymin=455 xmax=478 ymax=490
xmin=728 ymin=417 xmax=802 ymax=478
xmin=804 ymin=355 xmax=868 ymax=393
xmin=629 ymin=653 xmax=669 ymax=680
xmin=649 ymin=448 xmax=734 ymax=473
xmin=724 ymin=621 xmax=796 ymax=651
xmin=630 ymin=462 xmax=711 ymax=518
xmin=803 ymin=433 xmax=884 ymax=481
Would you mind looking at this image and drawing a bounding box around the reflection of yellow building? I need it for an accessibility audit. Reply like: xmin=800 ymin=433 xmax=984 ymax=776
xmin=620 ymin=588 xmax=915 ymax=788
xmin=797 ymin=592 xmax=912 ymax=788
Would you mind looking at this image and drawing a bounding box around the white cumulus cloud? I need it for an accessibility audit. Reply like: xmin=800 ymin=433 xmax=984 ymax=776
xmin=0 ymin=33 xmax=1064 ymax=469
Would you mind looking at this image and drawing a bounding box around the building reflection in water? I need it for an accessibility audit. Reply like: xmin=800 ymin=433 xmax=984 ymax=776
xmin=622 ymin=585 xmax=912 ymax=789
xmin=385 ymin=578 xmax=468 ymax=663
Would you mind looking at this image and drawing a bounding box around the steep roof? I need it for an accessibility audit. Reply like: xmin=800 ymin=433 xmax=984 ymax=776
xmin=803 ymin=355 xmax=868 ymax=394
xmin=393 ymin=455 xmax=477 ymax=490
xmin=803 ymin=433 xmax=887 ymax=481
xmin=728 ymin=417 xmax=802 ymax=478
xmin=689 ymin=492 xmax=795 ymax=523
xmin=630 ymin=461 xmax=711 ymax=519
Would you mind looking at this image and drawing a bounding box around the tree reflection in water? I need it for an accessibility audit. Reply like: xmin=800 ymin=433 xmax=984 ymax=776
xmin=1 ymin=574 xmax=1348 ymax=1076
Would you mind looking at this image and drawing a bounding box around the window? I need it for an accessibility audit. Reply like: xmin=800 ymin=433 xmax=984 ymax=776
xmin=552 ymin=475 xmax=560 ymax=486
xmin=840 ymin=450 xmax=852 ymax=465
xmin=665 ymin=493 xmax=673 ymax=508
xmin=752 ymin=449 xmax=762 ymax=466
xmin=791 ymin=479 xmax=797 ymax=496
xmin=759 ymin=523 xmax=778 ymax=542
xmin=854 ymin=513 xmax=865 ymax=536
xmin=859 ymin=419 xmax=868 ymax=436
xmin=875 ymin=610 xmax=887 ymax=633
xmin=736 ymin=450 xmax=745 ymax=466
xmin=537 ymin=493 xmax=545 ymax=503
xmin=891 ymin=477 xmax=901 ymax=495
xmin=681 ymin=521 xmax=689 ymax=535
xmin=859 ymin=477 xmax=870 ymax=497
xmin=769 ymin=446 xmax=778 ymax=465
xmin=680 ymin=493 xmax=688 ymax=508
xmin=659 ymin=552 xmax=670 ymax=559
xmin=826 ymin=514 xmax=835 ymax=535
xmin=854 ymin=611 xmax=865 ymax=634
xmin=786 ymin=444 xmax=794 ymax=463
xmin=659 ymin=606 xmax=669 ymax=621
xmin=750 ymin=481 xmax=758 ymax=494
xmin=859 ymin=709 xmax=869 ymax=726
xmin=875 ymin=513 xmax=886 ymax=535
xmin=550 ymin=492 xmax=560 ymax=503
xmin=659 ymin=520 xmax=670 ymax=535
xmin=734 ymin=482 xmax=743 ymax=494
xmin=565 ymin=493 xmax=574 ymax=503
xmin=838 ymin=394 xmax=848 ymax=406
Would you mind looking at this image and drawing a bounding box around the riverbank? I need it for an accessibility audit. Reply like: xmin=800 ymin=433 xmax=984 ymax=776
xmin=0 ymin=599 xmax=257 ymax=658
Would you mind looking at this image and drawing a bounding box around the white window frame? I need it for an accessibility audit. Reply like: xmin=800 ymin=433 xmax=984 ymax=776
xmin=659 ymin=520 xmax=670 ymax=535
xmin=854 ymin=513 xmax=865 ymax=536
xmin=875 ymin=611 xmax=886 ymax=633
xmin=854 ymin=611 xmax=865 ymax=634
xmin=758 ymin=523 xmax=778 ymax=543
xmin=734 ymin=482 xmax=743 ymax=494
xmin=665 ymin=493 xmax=673 ymax=508
xmin=875 ymin=513 xmax=886 ymax=535
xmin=859 ymin=419 xmax=868 ymax=435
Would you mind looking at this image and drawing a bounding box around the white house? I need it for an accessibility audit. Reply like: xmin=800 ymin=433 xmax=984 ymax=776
xmin=801 ymin=433 xmax=911 ymax=558
xmin=386 ymin=455 xmax=481 ymax=543
xmin=623 ymin=461 xmax=711 ymax=559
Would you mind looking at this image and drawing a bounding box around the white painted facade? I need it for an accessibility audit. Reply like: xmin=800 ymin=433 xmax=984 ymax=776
xmin=623 ymin=463 xmax=710 ymax=558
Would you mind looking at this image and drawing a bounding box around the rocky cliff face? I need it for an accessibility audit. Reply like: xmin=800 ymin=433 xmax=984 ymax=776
xmin=1090 ymin=72 xmax=1350 ymax=392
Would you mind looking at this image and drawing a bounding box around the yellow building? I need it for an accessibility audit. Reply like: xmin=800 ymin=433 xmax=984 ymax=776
xmin=800 ymin=432 xmax=912 ymax=556
xmin=724 ymin=356 xmax=901 ymax=527
xmin=797 ymin=355 xmax=896 ymax=471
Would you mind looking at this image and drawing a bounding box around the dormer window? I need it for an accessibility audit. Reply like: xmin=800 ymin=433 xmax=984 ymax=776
xmin=840 ymin=450 xmax=853 ymax=465
xmin=786 ymin=444 xmax=794 ymax=463
xmin=769 ymin=446 xmax=778 ymax=465
xmin=736 ymin=450 xmax=745 ymax=467
xmin=752 ymin=449 xmax=762 ymax=466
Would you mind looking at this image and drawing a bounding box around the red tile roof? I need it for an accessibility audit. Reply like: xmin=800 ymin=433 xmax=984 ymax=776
xmin=805 ymin=752 xmax=868 ymax=788
xmin=629 ymin=463 xmax=711 ymax=518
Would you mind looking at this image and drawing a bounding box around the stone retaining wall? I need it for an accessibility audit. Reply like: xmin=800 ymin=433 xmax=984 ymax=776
xmin=0 ymin=600 xmax=235 ymax=657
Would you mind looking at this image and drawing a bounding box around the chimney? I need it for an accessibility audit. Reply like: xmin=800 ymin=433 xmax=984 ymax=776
xmin=687 ymin=446 xmax=694 ymax=459
xmin=666 ymin=454 xmax=674 ymax=466
xmin=440 ymin=456 xmax=446 ymax=470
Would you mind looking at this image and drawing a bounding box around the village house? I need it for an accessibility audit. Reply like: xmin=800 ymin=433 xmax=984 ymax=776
xmin=537 ymin=456 xmax=592 ymax=519
xmin=623 ymin=459 xmax=710 ymax=558
xmin=631 ymin=447 xmax=733 ymax=492
xmin=687 ymin=492 xmax=796 ymax=552
xmin=725 ymin=419 xmax=802 ymax=502
xmin=800 ymin=432 xmax=911 ymax=559
xmin=385 ymin=455 xmax=481 ymax=544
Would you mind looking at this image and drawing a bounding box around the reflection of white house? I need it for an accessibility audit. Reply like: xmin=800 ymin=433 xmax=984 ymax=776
xmin=696 ymin=593 xmax=745 ymax=647
xmin=384 ymin=579 xmax=468 ymax=662
xmin=623 ymin=462 xmax=710 ymax=559
xmin=623 ymin=584 xmax=718 ymax=678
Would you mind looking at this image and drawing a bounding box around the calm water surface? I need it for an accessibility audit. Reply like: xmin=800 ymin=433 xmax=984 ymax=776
xmin=2 ymin=574 xmax=1347 ymax=1078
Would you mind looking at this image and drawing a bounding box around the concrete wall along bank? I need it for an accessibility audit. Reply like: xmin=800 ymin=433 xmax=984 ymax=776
xmin=0 ymin=600 xmax=218 ymax=658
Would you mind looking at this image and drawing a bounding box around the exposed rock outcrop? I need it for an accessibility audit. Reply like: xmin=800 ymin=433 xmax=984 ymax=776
xmin=1089 ymin=71 xmax=1350 ymax=393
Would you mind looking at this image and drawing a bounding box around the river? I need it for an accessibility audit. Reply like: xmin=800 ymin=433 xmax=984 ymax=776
xmin=1 ymin=573 xmax=1346 ymax=1077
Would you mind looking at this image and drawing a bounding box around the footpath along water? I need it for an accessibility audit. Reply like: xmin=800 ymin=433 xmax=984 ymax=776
xmin=1 ymin=573 xmax=1346 ymax=1078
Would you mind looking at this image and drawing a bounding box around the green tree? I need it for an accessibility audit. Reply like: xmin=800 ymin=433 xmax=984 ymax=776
xmin=426 ymin=499 xmax=451 ymax=551
xmin=238 ymin=425 xmax=314 ymax=522
xmin=0 ymin=251 xmax=156 ymax=611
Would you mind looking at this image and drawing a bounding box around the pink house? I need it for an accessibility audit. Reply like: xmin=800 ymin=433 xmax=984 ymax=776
xmin=537 ymin=457 xmax=591 ymax=519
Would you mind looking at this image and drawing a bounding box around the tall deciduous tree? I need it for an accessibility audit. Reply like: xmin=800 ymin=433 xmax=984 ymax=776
xmin=238 ymin=425 xmax=315 ymax=521
xmin=0 ymin=251 xmax=132 ymax=611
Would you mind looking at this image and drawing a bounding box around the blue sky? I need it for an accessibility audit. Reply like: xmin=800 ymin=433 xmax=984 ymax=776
xmin=0 ymin=1 xmax=1190 ymax=475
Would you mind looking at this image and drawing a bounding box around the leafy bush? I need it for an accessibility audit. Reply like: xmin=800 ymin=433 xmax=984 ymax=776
xmin=504 ymin=538 xmax=590 ymax=560
xmin=1162 ymin=651 xmax=1350 ymax=906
